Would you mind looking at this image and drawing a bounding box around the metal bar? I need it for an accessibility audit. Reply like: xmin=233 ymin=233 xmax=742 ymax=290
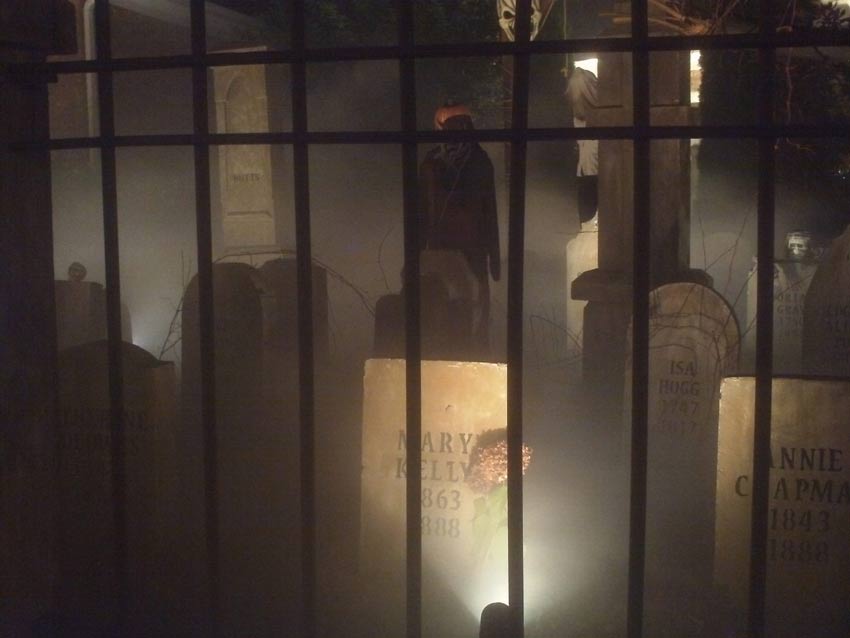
xmin=189 ymin=1 xmax=220 ymax=632
xmin=507 ymin=1 xmax=532 ymax=635
xmin=396 ymin=1 xmax=422 ymax=636
xmin=748 ymin=0 xmax=777 ymax=634
xmin=94 ymin=1 xmax=128 ymax=629
xmin=16 ymin=30 xmax=850 ymax=75
xmin=627 ymin=0 xmax=651 ymax=635
xmin=14 ymin=122 xmax=850 ymax=152
xmin=290 ymin=3 xmax=317 ymax=637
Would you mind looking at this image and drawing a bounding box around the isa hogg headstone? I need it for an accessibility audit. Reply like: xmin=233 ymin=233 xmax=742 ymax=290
xmin=715 ymin=377 xmax=850 ymax=638
xmin=625 ymin=283 xmax=739 ymax=589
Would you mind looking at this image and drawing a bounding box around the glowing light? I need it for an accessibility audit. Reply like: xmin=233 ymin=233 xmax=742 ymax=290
xmin=690 ymin=50 xmax=702 ymax=104
xmin=573 ymin=57 xmax=598 ymax=77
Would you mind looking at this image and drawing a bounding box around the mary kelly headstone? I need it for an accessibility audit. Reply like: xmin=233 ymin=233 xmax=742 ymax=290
xmin=715 ymin=377 xmax=850 ymax=638
xmin=360 ymin=358 xmax=507 ymax=638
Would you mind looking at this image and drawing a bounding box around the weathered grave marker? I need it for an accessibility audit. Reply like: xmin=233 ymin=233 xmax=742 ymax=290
xmin=715 ymin=377 xmax=850 ymax=638
xmin=803 ymin=225 xmax=850 ymax=377
xmin=212 ymin=59 xmax=280 ymax=250
xmin=625 ymin=282 xmax=739 ymax=624
xmin=56 ymin=340 xmax=177 ymax=627
xmin=182 ymin=263 xmax=299 ymax=635
xmin=361 ymin=358 xmax=508 ymax=637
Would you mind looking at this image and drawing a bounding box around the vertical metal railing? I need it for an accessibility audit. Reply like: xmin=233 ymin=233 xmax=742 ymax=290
xmin=748 ymin=0 xmax=777 ymax=635
xmin=506 ymin=1 xmax=532 ymax=636
xmin=93 ymin=0 xmax=128 ymax=629
xmin=32 ymin=3 xmax=842 ymax=636
xmin=290 ymin=2 xmax=318 ymax=637
xmin=395 ymin=2 xmax=423 ymax=638
xmin=189 ymin=1 xmax=221 ymax=631
xmin=627 ymin=0 xmax=651 ymax=637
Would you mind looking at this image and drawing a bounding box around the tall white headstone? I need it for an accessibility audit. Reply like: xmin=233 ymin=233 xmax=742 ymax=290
xmin=213 ymin=59 xmax=278 ymax=251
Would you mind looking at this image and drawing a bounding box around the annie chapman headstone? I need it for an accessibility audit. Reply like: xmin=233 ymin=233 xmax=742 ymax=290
xmin=803 ymin=225 xmax=850 ymax=377
xmin=360 ymin=359 xmax=508 ymax=638
xmin=625 ymin=282 xmax=739 ymax=625
xmin=715 ymin=377 xmax=850 ymax=638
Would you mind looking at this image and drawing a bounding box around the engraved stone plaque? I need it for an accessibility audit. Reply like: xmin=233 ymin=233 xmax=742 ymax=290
xmin=213 ymin=60 xmax=277 ymax=250
xmin=360 ymin=359 xmax=508 ymax=637
xmin=626 ymin=283 xmax=740 ymax=583
xmin=746 ymin=260 xmax=818 ymax=375
xmin=715 ymin=377 xmax=850 ymax=638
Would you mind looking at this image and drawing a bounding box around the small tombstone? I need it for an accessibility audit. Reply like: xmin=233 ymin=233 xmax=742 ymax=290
xmin=360 ymin=359 xmax=508 ymax=637
xmin=182 ymin=263 xmax=296 ymax=635
xmin=54 ymin=263 xmax=107 ymax=350
xmin=565 ymin=226 xmax=598 ymax=363
xmin=372 ymin=250 xmax=480 ymax=361
xmin=56 ymin=340 xmax=177 ymax=628
xmin=258 ymin=256 xmax=329 ymax=368
xmin=715 ymin=377 xmax=850 ymax=638
xmin=625 ymin=282 xmax=739 ymax=623
xmin=804 ymin=225 xmax=850 ymax=377
xmin=745 ymin=231 xmax=823 ymax=374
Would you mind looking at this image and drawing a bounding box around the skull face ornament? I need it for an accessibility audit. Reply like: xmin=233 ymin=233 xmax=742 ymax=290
xmin=498 ymin=0 xmax=543 ymax=41
xmin=786 ymin=230 xmax=813 ymax=261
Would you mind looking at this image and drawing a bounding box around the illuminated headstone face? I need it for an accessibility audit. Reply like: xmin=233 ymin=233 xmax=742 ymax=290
xmin=715 ymin=377 xmax=850 ymax=638
xmin=360 ymin=359 xmax=508 ymax=637
xmin=626 ymin=283 xmax=739 ymax=614
xmin=213 ymin=61 xmax=278 ymax=251
xmin=804 ymin=225 xmax=850 ymax=377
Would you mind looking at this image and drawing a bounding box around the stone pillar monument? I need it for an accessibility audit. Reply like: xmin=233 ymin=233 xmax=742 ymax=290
xmin=571 ymin=9 xmax=708 ymax=407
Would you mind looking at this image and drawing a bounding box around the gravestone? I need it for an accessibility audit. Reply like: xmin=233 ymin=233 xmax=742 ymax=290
xmin=360 ymin=359 xmax=508 ymax=638
xmin=572 ymin=40 xmax=701 ymax=408
xmin=625 ymin=282 xmax=739 ymax=626
xmin=182 ymin=263 xmax=299 ymax=635
xmin=746 ymin=232 xmax=822 ymax=374
xmin=803 ymin=225 xmax=850 ymax=377
xmin=56 ymin=340 xmax=177 ymax=629
xmin=54 ymin=280 xmax=107 ymax=350
xmin=715 ymin=377 xmax=850 ymax=638
xmin=258 ymin=256 xmax=329 ymax=367
xmin=565 ymin=225 xmax=598 ymax=364
xmin=212 ymin=58 xmax=281 ymax=251
xmin=372 ymin=250 xmax=479 ymax=361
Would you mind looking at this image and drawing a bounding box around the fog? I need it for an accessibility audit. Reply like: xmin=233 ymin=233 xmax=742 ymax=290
xmin=46 ymin=50 xmax=844 ymax=638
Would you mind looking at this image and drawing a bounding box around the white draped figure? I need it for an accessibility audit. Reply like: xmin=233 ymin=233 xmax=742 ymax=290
xmin=497 ymin=0 xmax=544 ymax=41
